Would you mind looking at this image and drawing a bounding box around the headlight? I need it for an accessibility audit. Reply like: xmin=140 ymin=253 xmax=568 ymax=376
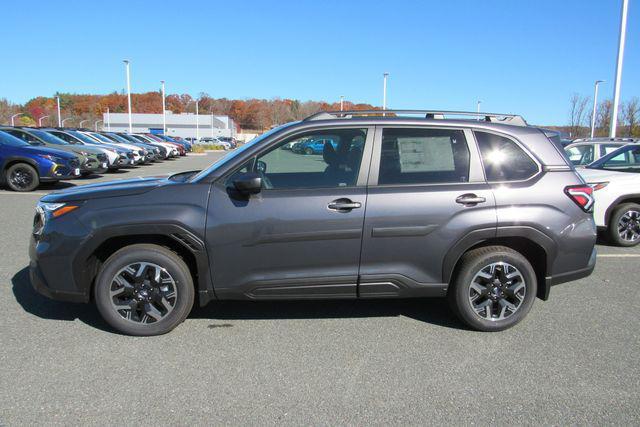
xmin=588 ymin=182 xmax=609 ymax=191
xmin=38 ymin=154 xmax=65 ymax=163
xmin=34 ymin=202 xmax=79 ymax=235
xmin=79 ymin=151 xmax=89 ymax=156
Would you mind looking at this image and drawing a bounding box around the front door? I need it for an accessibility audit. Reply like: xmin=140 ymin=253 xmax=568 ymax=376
xmin=358 ymin=126 xmax=496 ymax=297
xmin=206 ymin=126 xmax=374 ymax=300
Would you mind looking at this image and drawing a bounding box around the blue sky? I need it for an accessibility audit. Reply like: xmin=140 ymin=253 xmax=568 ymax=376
xmin=0 ymin=0 xmax=638 ymax=125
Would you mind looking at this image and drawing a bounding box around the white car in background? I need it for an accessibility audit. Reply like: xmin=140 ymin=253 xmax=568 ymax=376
xmin=565 ymin=137 xmax=637 ymax=167
xmin=579 ymin=143 xmax=640 ymax=246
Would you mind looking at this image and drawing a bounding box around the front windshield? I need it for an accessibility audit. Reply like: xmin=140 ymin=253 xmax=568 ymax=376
xmin=190 ymin=123 xmax=296 ymax=182
xmin=105 ymin=133 xmax=133 ymax=144
xmin=30 ymin=130 xmax=68 ymax=145
xmin=0 ymin=130 xmax=29 ymax=147
xmin=587 ymin=144 xmax=640 ymax=172
xmin=89 ymin=133 xmax=114 ymax=143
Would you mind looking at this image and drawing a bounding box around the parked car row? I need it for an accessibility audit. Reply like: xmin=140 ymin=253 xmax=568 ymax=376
xmin=0 ymin=127 xmax=194 ymax=192
xmin=190 ymin=136 xmax=238 ymax=150
xmin=563 ymin=137 xmax=640 ymax=247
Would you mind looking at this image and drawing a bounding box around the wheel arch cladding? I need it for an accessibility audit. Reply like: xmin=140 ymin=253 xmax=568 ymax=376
xmin=445 ymin=236 xmax=549 ymax=300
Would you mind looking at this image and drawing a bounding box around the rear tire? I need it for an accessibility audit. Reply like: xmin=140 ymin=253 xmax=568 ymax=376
xmin=5 ymin=163 xmax=39 ymax=192
xmin=448 ymin=246 xmax=537 ymax=332
xmin=608 ymin=203 xmax=640 ymax=247
xmin=95 ymin=244 xmax=195 ymax=336
xmin=304 ymin=147 xmax=314 ymax=155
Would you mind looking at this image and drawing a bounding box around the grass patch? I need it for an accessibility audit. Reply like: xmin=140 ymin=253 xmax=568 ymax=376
xmin=192 ymin=144 xmax=226 ymax=153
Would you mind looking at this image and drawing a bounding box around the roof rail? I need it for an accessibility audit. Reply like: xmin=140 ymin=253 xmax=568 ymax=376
xmin=304 ymin=109 xmax=528 ymax=126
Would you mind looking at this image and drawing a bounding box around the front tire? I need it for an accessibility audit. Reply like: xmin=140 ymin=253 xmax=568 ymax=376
xmin=95 ymin=244 xmax=195 ymax=336
xmin=6 ymin=163 xmax=39 ymax=192
xmin=304 ymin=147 xmax=314 ymax=155
xmin=448 ymin=246 xmax=537 ymax=332
xmin=608 ymin=203 xmax=640 ymax=247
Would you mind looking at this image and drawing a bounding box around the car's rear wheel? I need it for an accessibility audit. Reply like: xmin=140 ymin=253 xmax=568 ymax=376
xmin=6 ymin=163 xmax=39 ymax=192
xmin=95 ymin=244 xmax=194 ymax=336
xmin=608 ymin=203 xmax=640 ymax=247
xmin=448 ymin=246 xmax=537 ymax=332
xmin=304 ymin=147 xmax=314 ymax=155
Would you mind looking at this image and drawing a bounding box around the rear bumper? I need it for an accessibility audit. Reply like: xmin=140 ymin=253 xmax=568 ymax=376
xmin=544 ymin=247 xmax=597 ymax=298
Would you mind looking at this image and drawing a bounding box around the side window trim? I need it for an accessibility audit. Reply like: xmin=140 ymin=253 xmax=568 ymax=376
xmin=367 ymin=126 xmax=481 ymax=187
xmin=473 ymin=129 xmax=542 ymax=183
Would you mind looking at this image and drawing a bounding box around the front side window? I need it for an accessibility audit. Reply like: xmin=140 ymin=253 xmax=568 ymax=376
xmin=475 ymin=131 xmax=539 ymax=181
xmin=5 ymin=130 xmax=42 ymax=145
xmin=228 ymin=128 xmax=367 ymax=190
xmin=565 ymin=145 xmax=595 ymax=165
xmin=378 ymin=128 xmax=469 ymax=185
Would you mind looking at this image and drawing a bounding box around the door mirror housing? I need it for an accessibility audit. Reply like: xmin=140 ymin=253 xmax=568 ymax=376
xmin=233 ymin=172 xmax=262 ymax=195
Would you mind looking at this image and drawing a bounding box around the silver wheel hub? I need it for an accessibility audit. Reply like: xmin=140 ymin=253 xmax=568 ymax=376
xmin=618 ymin=210 xmax=640 ymax=242
xmin=109 ymin=262 xmax=178 ymax=324
xmin=468 ymin=262 xmax=526 ymax=321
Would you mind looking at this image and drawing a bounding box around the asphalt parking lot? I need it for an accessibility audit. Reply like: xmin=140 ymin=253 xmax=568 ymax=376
xmin=1 ymin=151 xmax=639 ymax=425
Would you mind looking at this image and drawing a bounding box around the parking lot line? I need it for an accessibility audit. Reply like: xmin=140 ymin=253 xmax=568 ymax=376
xmin=597 ymin=253 xmax=640 ymax=257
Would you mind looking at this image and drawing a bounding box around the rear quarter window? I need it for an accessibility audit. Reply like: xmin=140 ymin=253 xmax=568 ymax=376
xmin=475 ymin=131 xmax=539 ymax=182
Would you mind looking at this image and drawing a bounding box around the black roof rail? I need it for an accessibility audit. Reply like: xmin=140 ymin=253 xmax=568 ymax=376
xmin=304 ymin=109 xmax=528 ymax=126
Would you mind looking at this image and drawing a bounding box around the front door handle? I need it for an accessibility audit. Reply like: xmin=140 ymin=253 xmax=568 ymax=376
xmin=328 ymin=198 xmax=362 ymax=212
xmin=456 ymin=193 xmax=486 ymax=206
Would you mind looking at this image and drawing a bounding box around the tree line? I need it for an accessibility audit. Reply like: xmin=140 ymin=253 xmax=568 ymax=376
xmin=560 ymin=94 xmax=639 ymax=138
xmin=0 ymin=92 xmax=377 ymax=132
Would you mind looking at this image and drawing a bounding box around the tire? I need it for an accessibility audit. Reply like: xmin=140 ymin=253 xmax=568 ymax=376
xmin=608 ymin=203 xmax=640 ymax=247
xmin=304 ymin=147 xmax=314 ymax=155
xmin=95 ymin=244 xmax=195 ymax=336
xmin=447 ymin=246 xmax=537 ymax=332
xmin=5 ymin=163 xmax=39 ymax=192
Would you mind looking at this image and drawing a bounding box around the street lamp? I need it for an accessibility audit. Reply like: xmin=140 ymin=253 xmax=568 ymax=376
xmin=123 ymin=59 xmax=133 ymax=133
xmin=38 ymin=115 xmax=50 ymax=126
xmin=340 ymin=95 xmax=344 ymax=111
xmin=56 ymin=96 xmax=61 ymax=127
xmin=161 ymin=80 xmax=167 ymax=135
xmin=94 ymin=120 xmax=103 ymax=131
xmin=106 ymin=107 xmax=111 ymax=131
xmin=61 ymin=117 xmax=73 ymax=127
xmin=610 ymin=0 xmax=629 ymax=138
xmin=382 ymin=72 xmax=389 ymax=112
xmin=79 ymin=119 xmax=89 ymax=128
xmin=591 ymin=80 xmax=605 ymax=138
xmin=476 ymin=100 xmax=482 ymax=120
xmin=10 ymin=113 xmax=24 ymax=126
xmin=210 ymin=111 xmax=215 ymax=139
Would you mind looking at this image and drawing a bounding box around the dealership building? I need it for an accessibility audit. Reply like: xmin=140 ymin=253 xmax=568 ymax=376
xmin=102 ymin=112 xmax=236 ymax=139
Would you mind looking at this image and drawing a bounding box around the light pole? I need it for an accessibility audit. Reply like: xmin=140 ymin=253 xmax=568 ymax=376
xmin=61 ymin=118 xmax=73 ymax=127
xmin=195 ymin=99 xmax=200 ymax=142
xmin=123 ymin=59 xmax=133 ymax=133
xmin=94 ymin=120 xmax=103 ymax=131
xmin=10 ymin=113 xmax=24 ymax=126
xmin=38 ymin=115 xmax=50 ymax=126
xmin=382 ymin=72 xmax=389 ymax=112
xmin=161 ymin=80 xmax=166 ymax=135
xmin=610 ymin=0 xmax=629 ymax=138
xmin=591 ymin=80 xmax=605 ymax=138
xmin=56 ymin=96 xmax=61 ymax=127
xmin=79 ymin=119 xmax=89 ymax=128
xmin=106 ymin=107 xmax=111 ymax=131
xmin=210 ymin=111 xmax=214 ymax=139
xmin=476 ymin=100 xmax=482 ymax=120
xmin=340 ymin=95 xmax=344 ymax=111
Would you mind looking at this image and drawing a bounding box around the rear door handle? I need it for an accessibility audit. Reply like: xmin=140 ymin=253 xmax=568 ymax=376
xmin=328 ymin=198 xmax=362 ymax=212
xmin=456 ymin=194 xmax=486 ymax=206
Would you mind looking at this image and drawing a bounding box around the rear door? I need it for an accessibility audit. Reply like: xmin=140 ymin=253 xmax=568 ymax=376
xmin=358 ymin=126 xmax=496 ymax=297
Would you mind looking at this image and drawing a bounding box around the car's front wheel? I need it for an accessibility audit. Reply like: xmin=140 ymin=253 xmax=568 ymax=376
xmin=304 ymin=147 xmax=314 ymax=155
xmin=6 ymin=163 xmax=39 ymax=192
xmin=95 ymin=244 xmax=195 ymax=336
xmin=448 ymin=246 xmax=537 ymax=332
xmin=608 ymin=203 xmax=640 ymax=247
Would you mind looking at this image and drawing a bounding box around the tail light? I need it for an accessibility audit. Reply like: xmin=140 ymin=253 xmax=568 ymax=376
xmin=565 ymin=185 xmax=594 ymax=212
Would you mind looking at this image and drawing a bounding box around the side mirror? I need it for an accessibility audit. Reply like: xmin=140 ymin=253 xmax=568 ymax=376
xmin=233 ymin=172 xmax=262 ymax=195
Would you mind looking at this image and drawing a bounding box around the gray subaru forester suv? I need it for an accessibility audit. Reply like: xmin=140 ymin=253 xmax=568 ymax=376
xmin=29 ymin=110 xmax=597 ymax=335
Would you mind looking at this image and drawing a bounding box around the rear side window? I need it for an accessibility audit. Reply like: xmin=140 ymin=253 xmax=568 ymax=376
xmin=565 ymin=145 xmax=594 ymax=165
xmin=475 ymin=131 xmax=538 ymax=181
xmin=378 ymin=128 xmax=469 ymax=185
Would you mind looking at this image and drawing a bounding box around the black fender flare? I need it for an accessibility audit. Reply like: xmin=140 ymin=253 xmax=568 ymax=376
xmin=0 ymin=156 xmax=41 ymax=183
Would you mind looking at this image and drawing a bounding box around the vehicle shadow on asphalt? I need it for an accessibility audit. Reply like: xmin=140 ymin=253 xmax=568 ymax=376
xmin=12 ymin=266 xmax=467 ymax=332
xmin=11 ymin=267 xmax=111 ymax=332
xmin=190 ymin=298 xmax=468 ymax=330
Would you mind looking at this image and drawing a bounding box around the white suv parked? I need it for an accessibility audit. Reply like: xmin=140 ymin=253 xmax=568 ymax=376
xmin=565 ymin=138 xmax=637 ymax=167
xmin=579 ymin=143 xmax=640 ymax=246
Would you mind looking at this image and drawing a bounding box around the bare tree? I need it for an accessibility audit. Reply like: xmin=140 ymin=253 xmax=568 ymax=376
xmin=568 ymin=94 xmax=590 ymax=138
xmin=595 ymin=100 xmax=613 ymax=137
xmin=623 ymin=97 xmax=639 ymax=137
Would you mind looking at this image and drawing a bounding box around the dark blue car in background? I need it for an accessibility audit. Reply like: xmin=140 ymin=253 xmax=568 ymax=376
xmin=0 ymin=130 xmax=79 ymax=192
